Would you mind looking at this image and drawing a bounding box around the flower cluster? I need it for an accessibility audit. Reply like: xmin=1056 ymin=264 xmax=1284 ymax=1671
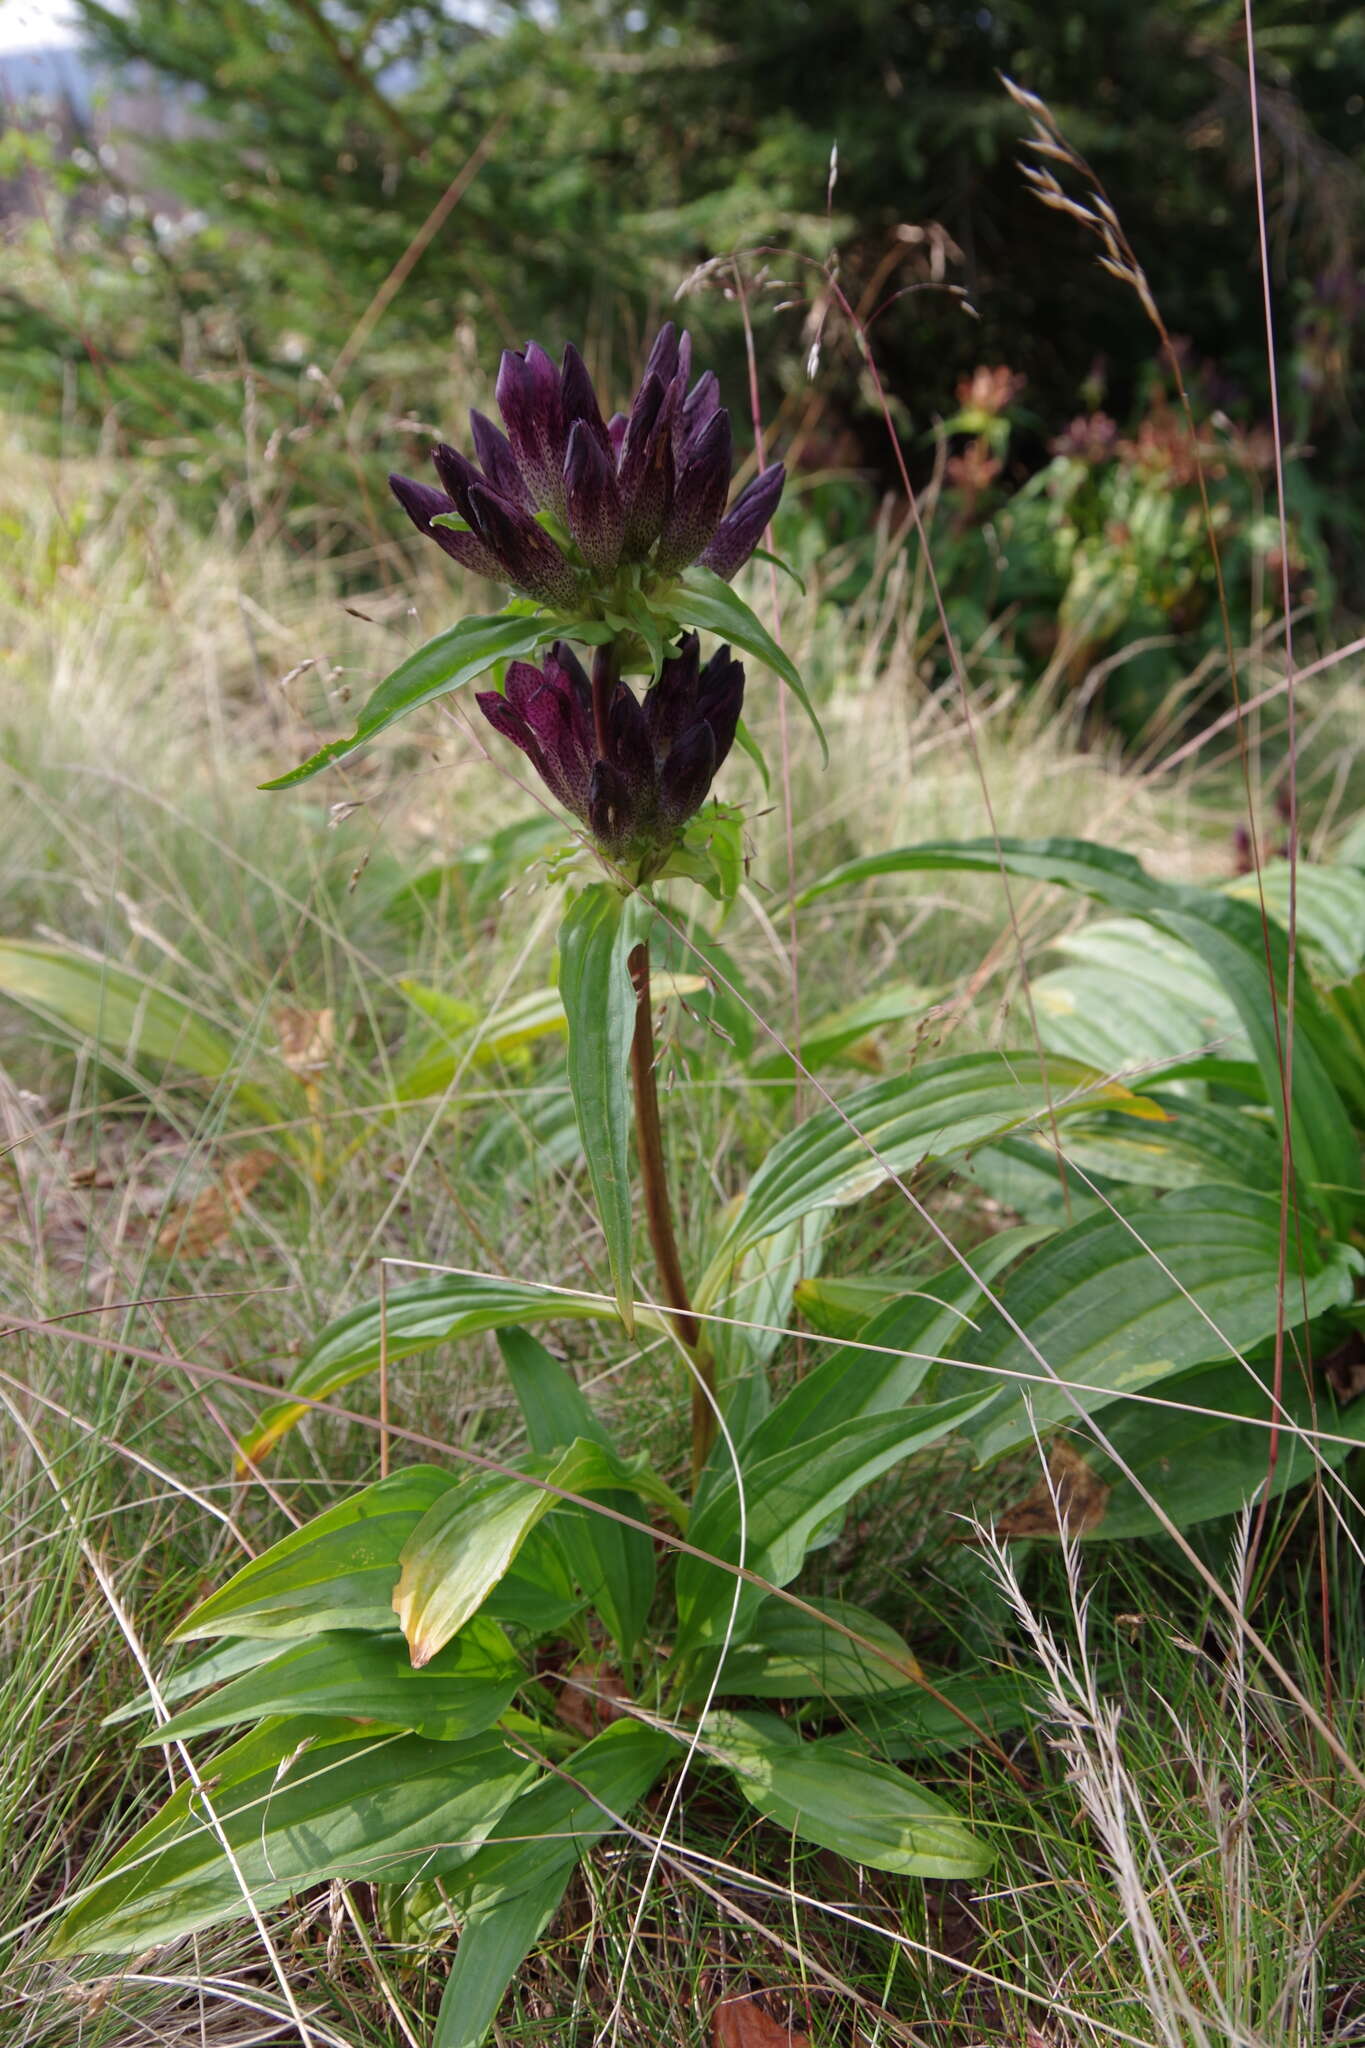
xmin=389 ymin=323 xmax=784 ymax=606
xmin=476 ymin=633 xmax=743 ymax=867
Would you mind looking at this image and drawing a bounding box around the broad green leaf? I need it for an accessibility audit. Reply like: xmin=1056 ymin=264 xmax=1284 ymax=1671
xmin=702 ymin=1597 xmax=920 ymax=1700
xmin=558 ymin=883 xmax=644 ymax=1329
xmin=144 ymin=1620 xmax=522 ymax=1746
xmin=260 ymin=611 xmax=560 ymax=789
xmin=241 ymin=1274 xmax=640 ymax=1461
xmin=699 ymin=1050 xmax=1161 ymax=1286
xmin=675 ymin=1392 xmax=991 ymax=1652
xmin=700 ymin=1710 xmax=991 ymax=1878
xmin=709 ymin=1210 xmax=829 ymax=1381
xmin=435 ymin=1720 xmax=677 ymax=2048
xmin=852 ymin=1670 xmax=1035 ymax=1759
xmin=396 ymin=1439 xmax=666 ymax=1667
xmin=1009 ymin=1094 xmax=1284 ymax=1195
xmin=673 ymin=566 xmax=827 ymax=763
xmin=743 ymin=1224 xmax=1049 ymax=1468
xmin=50 ymin=1722 xmax=534 ymax=1957
xmin=105 ymin=1636 xmax=283 ymax=1729
xmin=173 ymin=1468 xmax=579 ymax=1643
xmin=498 ymin=1328 xmax=658 ymax=1660
xmin=797 ymin=836 xmax=1361 ymax=1217
xmin=750 ymin=979 xmax=940 ymax=1084
xmin=0 ymin=940 xmax=288 ymax=1123
xmin=1058 ymin=1363 xmax=1365 ymax=1540
xmin=792 ymin=1271 xmax=917 ymax=1340
xmin=938 ymin=1185 xmax=1360 ymax=1464
xmin=1224 ymin=858 xmax=1365 ymax=981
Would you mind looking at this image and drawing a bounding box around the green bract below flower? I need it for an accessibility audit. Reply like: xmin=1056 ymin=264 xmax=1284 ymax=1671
xmin=389 ymin=322 xmax=786 ymax=608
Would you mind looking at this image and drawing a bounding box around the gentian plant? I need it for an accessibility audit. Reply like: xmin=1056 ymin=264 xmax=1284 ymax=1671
xmin=54 ymin=324 xmax=1229 ymax=2046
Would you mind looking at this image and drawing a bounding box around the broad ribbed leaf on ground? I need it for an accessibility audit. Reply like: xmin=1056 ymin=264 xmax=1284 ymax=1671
xmin=699 ymin=1051 xmax=1161 ymax=1289
xmin=50 ymin=1721 xmax=533 ymax=1957
xmin=497 ymin=1327 xmax=658 ymax=1660
xmin=396 ymin=1438 xmax=669 ymax=1667
xmin=144 ymin=1619 xmax=522 ymax=1745
xmin=1062 ymin=1361 xmax=1365 ymax=1538
xmin=701 ymin=1710 xmax=990 ymax=1878
xmin=797 ymin=835 xmax=1362 ymax=1212
xmin=938 ymin=1185 xmax=1360 ymax=1463
xmin=435 ymin=1720 xmax=677 ymax=2048
xmin=241 ymin=1275 xmax=637 ymax=1461
xmin=173 ymin=1467 xmax=579 ymax=1643
xmin=0 ymin=940 xmax=287 ymax=1123
xmin=703 ymin=1597 xmax=919 ymax=1699
xmin=675 ymin=1392 xmax=990 ymax=1653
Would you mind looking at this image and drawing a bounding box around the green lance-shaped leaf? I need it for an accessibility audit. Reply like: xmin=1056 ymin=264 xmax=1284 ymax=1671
xmin=260 ymin=610 xmax=565 ymax=790
xmin=49 ymin=1720 xmax=535 ymax=1957
xmin=700 ymin=1596 xmax=920 ymax=1701
xmin=675 ymin=1391 xmax=992 ymax=1654
xmin=143 ymin=1619 xmax=523 ymax=1747
xmin=698 ymin=1050 xmax=1163 ymax=1293
xmin=240 ymin=1273 xmax=645 ymax=1462
xmin=498 ymin=1328 xmax=658 ymax=1663
xmin=0 ymin=940 xmax=289 ymax=1124
xmin=172 ymin=1467 xmax=579 ymax=1645
xmin=558 ymin=883 xmax=646 ymax=1329
xmin=672 ymin=565 xmax=827 ymax=763
xmin=1049 ymin=1360 xmax=1365 ymax=1541
xmin=941 ymin=1184 xmax=1361 ymax=1465
xmin=700 ymin=1710 xmax=991 ymax=1879
xmin=797 ymin=835 xmax=1362 ymax=1219
xmin=395 ymin=1438 xmax=668 ymax=1668
xmin=435 ymin=1720 xmax=677 ymax=2048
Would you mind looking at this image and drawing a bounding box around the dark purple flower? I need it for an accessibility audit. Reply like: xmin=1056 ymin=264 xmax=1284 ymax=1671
xmin=389 ymin=326 xmax=785 ymax=601
xmin=476 ymin=632 xmax=745 ymax=864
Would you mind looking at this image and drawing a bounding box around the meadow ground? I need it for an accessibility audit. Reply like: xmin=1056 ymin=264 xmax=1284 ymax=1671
xmin=3 ymin=423 xmax=1363 ymax=2046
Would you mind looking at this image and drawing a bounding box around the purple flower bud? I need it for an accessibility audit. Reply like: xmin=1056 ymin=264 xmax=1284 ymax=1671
xmin=388 ymin=472 xmax=503 ymax=579
xmin=465 ymin=483 xmax=580 ymax=608
xmin=617 ymin=372 xmax=676 ymax=558
xmin=560 ymin=343 xmax=612 ymax=459
xmin=430 ymin=442 xmax=486 ymax=522
xmin=606 ymin=412 xmax=628 ymax=461
xmin=588 ymin=759 xmax=638 ymax=854
xmin=607 ymin=680 xmax=656 ymax=796
xmin=658 ymin=719 xmax=717 ymax=831
xmin=564 ymin=420 xmax=625 ymax=577
xmin=642 ymin=631 xmax=701 ymax=759
xmin=641 ymin=322 xmax=682 ymax=389
xmin=679 ymin=371 xmax=722 ymax=453
xmin=696 ymin=644 xmax=745 ymax=769
xmin=698 ymin=463 xmax=786 ymax=581
xmin=654 ymin=407 xmax=733 ymax=575
xmin=469 ymin=410 xmax=535 ymax=512
xmin=495 ymin=343 xmax=566 ymax=513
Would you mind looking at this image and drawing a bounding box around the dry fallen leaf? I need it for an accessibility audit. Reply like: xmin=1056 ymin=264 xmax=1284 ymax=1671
xmin=275 ymin=1006 xmax=336 ymax=1078
xmin=554 ymin=1656 xmax=628 ymax=1740
xmin=993 ymin=1439 xmax=1110 ymax=1539
xmin=713 ymin=1993 xmax=812 ymax=2048
xmin=156 ymin=1150 xmax=277 ymax=1257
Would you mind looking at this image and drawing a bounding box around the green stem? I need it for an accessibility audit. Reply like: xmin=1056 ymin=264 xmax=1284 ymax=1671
xmin=628 ymin=940 xmax=716 ymax=1480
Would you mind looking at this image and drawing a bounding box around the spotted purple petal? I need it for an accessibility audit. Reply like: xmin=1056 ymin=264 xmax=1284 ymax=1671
xmin=495 ymin=343 xmax=566 ymax=514
xmin=564 ymin=420 xmax=625 ymax=577
xmin=560 ymin=343 xmax=612 ymax=459
xmin=658 ymin=719 xmax=717 ymax=830
xmin=588 ymin=759 xmax=638 ymax=854
xmin=654 ymin=407 xmax=733 ymax=575
xmin=465 ymin=483 xmax=580 ymax=607
xmin=388 ymin=472 xmax=503 ymax=578
xmin=469 ymin=410 xmax=535 ymax=513
xmin=698 ymin=462 xmax=786 ymax=581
